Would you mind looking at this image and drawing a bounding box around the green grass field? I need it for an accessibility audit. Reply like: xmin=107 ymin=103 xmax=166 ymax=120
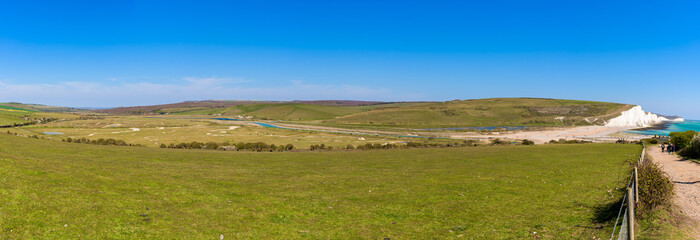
xmin=0 ymin=134 xmax=640 ymax=239
xmin=0 ymin=108 xmax=31 ymax=126
xmin=19 ymin=116 xmax=418 ymax=149
xmin=0 ymin=115 xmax=27 ymax=126
xmin=0 ymin=104 xmax=84 ymax=126
xmin=164 ymin=102 xmax=431 ymax=121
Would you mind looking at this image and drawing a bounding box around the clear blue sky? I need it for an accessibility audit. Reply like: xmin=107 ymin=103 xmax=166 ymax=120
xmin=0 ymin=1 xmax=698 ymax=118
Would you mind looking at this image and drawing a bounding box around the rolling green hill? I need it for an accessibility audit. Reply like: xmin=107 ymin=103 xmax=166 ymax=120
xmin=323 ymin=98 xmax=632 ymax=127
xmin=96 ymin=98 xmax=632 ymax=128
xmin=165 ymin=103 xmax=367 ymax=120
xmin=0 ymin=133 xmax=638 ymax=239
xmin=0 ymin=114 xmax=29 ymax=126
xmin=0 ymin=105 xmax=32 ymax=126
xmin=0 ymin=102 xmax=81 ymax=112
xmin=166 ymin=102 xmax=431 ymax=121
xmin=0 ymin=103 xmax=84 ymax=126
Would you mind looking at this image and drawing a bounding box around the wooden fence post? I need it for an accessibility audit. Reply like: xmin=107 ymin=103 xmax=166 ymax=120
xmin=634 ymin=167 xmax=639 ymax=203
xmin=627 ymin=187 xmax=635 ymax=240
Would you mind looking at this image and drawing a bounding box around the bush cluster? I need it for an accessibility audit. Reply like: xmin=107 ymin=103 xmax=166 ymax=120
xmin=310 ymin=144 xmax=334 ymax=150
xmin=4 ymin=130 xmax=43 ymax=139
xmin=548 ymin=138 xmax=592 ymax=144
xmin=641 ymin=138 xmax=659 ymax=144
xmin=637 ymin=157 xmax=674 ymax=216
xmin=679 ymin=134 xmax=700 ymax=159
xmin=306 ymin=140 xmax=478 ymax=151
xmin=64 ymin=137 xmax=141 ymax=146
xmin=162 ymin=141 xmax=294 ymax=152
xmin=339 ymin=140 xmax=478 ymax=151
xmin=670 ymin=130 xmax=696 ymax=149
xmin=356 ymin=143 xmax=399 ymax=150
xmin=406 ymin=140 xmax=477 ymax=148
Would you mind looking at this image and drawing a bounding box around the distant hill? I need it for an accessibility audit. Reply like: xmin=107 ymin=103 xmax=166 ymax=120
xmin=323 ymin=98 xmax=633 ymax=127
xmin=95 ymin=100 xmax=425 ymax=118
xmin=0 ymin=103 xmax=84 ymax=126
xmin=94 ymin=98 xmax=632 ymax=127
xmin=0 ymin=102 xmax=83 ymax=112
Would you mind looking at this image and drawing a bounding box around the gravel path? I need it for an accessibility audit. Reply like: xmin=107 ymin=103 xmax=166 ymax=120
xmin=648 ymin=145 xmax=700 ymax=236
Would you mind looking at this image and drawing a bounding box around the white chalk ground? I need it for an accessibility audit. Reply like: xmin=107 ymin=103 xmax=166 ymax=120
xmin=110 ymin=128 xmax=142 ymax=134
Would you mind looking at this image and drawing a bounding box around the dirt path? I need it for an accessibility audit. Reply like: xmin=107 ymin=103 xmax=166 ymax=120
xmin=648 ymin=145 xmax=700 ymax=234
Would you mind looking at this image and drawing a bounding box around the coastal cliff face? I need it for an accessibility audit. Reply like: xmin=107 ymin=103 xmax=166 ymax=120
xmin=605 ymin=105 xmax=684 ymax=128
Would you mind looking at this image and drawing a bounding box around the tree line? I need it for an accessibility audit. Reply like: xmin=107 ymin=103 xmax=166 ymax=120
xmin=63 ymin=137 xmax=143 ymax=147
xmin=161 ymin=141 xmax=295 ymax=152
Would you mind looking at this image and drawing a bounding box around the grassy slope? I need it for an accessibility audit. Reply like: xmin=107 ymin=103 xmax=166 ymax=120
xmin=103 ymin=98 xmax=631 ymax=128
xmin=0 ymin=103 xmax=78 ymax=112
xmin=326 ymin=98 xmax=632 ymax=128
xmin=230 ymin=103 xmax=369 ymax=120
xmin=169 ymin=102 xmax=431 ymax=121
xmin=19 ymin=116 xmax=415 ymax=148
xmin=0 ymin=106 xmax=33 ymax=125
xmin=0 ymin=134 xmax=639 ymax=239
xmin=0 ymin=114 xmax=28 ymax=126
xmin=0 ymin=103 xmax=84 ymax=126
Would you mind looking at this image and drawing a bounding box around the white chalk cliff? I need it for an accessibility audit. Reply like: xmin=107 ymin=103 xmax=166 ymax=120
xmin=605 ymin=105 xmax=684 ymax=128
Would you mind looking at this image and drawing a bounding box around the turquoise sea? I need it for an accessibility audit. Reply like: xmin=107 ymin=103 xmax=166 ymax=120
xmin=627 ymin=120 xmax=700 ymax=136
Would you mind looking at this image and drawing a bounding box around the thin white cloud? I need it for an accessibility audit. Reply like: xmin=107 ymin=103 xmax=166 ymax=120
xmin=0 ymin=77 xmax=417 ymax=107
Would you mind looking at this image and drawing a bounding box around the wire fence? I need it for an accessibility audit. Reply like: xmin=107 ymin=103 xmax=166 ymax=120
xmin=609 ymin=145 xmax=645 ymax=240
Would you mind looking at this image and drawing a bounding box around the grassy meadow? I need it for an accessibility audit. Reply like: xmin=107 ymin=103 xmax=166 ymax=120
xmin=165 ymin=102 xmax=432 ymax=121
xmin=0 ymin=114 xmax=28 ymax=126
xmin=1 ymin=104 xmax=82 ymax=126
xmin=0 ymin=133 xmax=640 ymax=239
xmin=17 ymin=116 xmax=418 ymax=149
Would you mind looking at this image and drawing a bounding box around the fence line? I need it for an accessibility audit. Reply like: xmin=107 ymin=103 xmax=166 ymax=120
xmin=609 ymin=144 xmax=645 ymax=240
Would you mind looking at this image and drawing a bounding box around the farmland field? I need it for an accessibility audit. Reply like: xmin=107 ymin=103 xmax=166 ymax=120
xmin=0 ymin=133 xmax=640 ymax=239
xmin=16 ymin=116 xmax=423 ymax=149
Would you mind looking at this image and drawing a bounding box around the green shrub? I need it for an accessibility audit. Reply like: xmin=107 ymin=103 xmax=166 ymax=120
xmin=548 ymin=139 xmax=592 ymax=144
xmin=521 ymin=139 xmax=535 ymax=145
xmin=204 ymin=142 xmax=219 ymax=150
xmin=669 ymin=130 xmax=696 ymax=149
xmin=284 ymin=144 xmax=294 ymax=151
xmin=491 ymin=138 xmax=507 ymax=145
xmin=637 ymin=157 xmax=674 ymax=216
xmin=679 ymin=135 xmax=700 ymax=159
xmin=64 ymin=137 xmax=134 ymax=147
